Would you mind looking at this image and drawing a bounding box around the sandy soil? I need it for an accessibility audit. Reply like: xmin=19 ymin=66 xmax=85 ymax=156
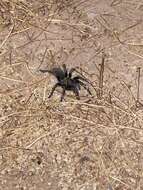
xmin=0 ymin=0 xmax=143 ymax=189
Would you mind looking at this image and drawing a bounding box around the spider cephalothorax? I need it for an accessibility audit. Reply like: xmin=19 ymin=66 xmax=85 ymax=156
xmin=40 ymin=64 xmax=92 ymax=101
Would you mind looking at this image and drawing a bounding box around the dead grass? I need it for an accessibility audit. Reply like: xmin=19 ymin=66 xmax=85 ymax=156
xmin=0 ymin=0 xmax=143 ymax=189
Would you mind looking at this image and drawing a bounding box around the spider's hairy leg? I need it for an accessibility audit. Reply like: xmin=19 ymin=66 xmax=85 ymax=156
xmin=78 ymin=81 xmax=92 ymax=95
xmin=62 ymin=64 xmax=68 ymax=77
xmin=39 ymin=69 xmax=50 ymax=73
xmin=48 ymin=83 xmax=60 ymax=98
xmin=72 ymin=87 xmax=80 ymax=100
xmin=69 ymin=68 xmax=76 ymax=78
xmin=60 ymin=88 xmax=66 ymax=101
xmin=73 ymin=76 xmax=88 ymax=82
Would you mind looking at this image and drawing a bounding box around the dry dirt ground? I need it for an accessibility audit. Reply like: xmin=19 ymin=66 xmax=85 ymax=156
xmin=0 ymin=0 xmax=143 ymax=189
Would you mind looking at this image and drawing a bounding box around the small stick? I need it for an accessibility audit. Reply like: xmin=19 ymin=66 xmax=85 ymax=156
xmin=0 ymin=24 xmax=15 ymax=49
xmin=111 ymin=0 xmax=122 ymax=6
xmin=98 ymin=52 xmax=106 ymax=99
xmin=9 ymin=49 xmax=12 ymax=65
xmin=37 ymin=47 xmax=48 ymax=70
xmin=137 ymin=67 xmax=141 ymax=103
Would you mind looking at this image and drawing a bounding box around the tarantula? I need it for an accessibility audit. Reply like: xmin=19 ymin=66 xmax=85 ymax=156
xmin=40 ymin=64 xmax=92 ymax=101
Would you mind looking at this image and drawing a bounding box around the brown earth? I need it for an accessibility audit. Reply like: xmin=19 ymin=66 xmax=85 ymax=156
xmin=0 ymin=0 xmax=143 ymax=189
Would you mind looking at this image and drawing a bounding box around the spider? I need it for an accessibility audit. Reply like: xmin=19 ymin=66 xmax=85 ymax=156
xmin=40 ymin=64 xmax=92 ymax=101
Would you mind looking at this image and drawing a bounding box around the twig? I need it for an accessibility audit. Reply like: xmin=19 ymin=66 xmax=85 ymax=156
xmin=37 ymin=47 xmax=48 ymax=70
xmin=9 ymin=48 xmax=12 ymax=65
xmin=98 ymin=52 xmax=106 ymax=99
xmin=0 ymin=146 xmax=30 ymax=151
xmin=121 ymin=21 xmax=142 ymax=34
xmin=110 ymin=0 xmax=122 ymax=6
xmin=0 ymin=75 xmax=29 ymax=84
xmin=25 ymin=125 xmax=65 ymax=149
xmin=26 ymin=134 xmax=48 ymax=149
xmin=0 ymin=24 xmax=15 ymax=49
xmin=136 ymin=67 xmax=141 ymax=106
